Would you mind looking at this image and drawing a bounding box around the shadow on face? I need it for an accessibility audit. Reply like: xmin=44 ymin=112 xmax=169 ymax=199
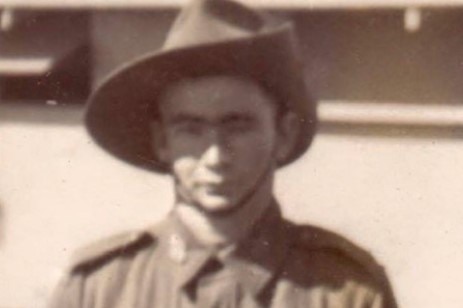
xmin=150 ymin=75 xmax=295 ymax=213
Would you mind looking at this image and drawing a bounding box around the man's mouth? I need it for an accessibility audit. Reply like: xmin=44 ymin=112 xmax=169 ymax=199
xmin=199 ymin=181 xmax=230 ymax=194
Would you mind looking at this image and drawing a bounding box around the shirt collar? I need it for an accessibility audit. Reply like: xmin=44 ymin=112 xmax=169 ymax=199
xmin=224 ymin=202 xmax=290 ymax=297
xmin=155 ymin=200 xmax=291 ymax=300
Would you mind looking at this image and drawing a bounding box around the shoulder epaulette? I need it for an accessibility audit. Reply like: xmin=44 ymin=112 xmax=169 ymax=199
xmin=290 ymin=223 xmax=385 ymax=280
xmin=69 ymin=230 xmax=156 ymax=274
xmin=291 ymin=223 xmax=397 ymax=307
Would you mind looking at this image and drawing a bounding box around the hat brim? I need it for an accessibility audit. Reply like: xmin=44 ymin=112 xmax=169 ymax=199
xmin=85 ymin=24 xmax=316 ymax=173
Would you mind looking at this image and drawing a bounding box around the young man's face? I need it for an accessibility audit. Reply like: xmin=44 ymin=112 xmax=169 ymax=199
xmin=154 ymin=76 xmax=289 ymax=214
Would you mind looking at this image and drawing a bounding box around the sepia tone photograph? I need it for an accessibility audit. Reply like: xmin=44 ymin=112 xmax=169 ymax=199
xmin=1 ymin=0 xmax=463 ymax=307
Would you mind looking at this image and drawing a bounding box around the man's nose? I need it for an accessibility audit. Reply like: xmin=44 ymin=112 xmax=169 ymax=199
xmin=201 ymin=135 xmax=231 ymax=168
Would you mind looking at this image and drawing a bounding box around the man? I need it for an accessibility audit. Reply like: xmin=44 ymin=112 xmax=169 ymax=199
xmin=50 ymin=0 xmax=397 ymax=307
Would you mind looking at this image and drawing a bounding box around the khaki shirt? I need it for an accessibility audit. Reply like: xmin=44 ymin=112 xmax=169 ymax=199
xmin=49 ymin=206 xmax=397 ymax=308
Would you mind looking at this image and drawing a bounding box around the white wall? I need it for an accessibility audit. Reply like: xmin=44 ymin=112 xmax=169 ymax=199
xmin=1 ymin=103 xmax=462 ymax=308
xmin=0 ymin=104 xmax=173 ymax=307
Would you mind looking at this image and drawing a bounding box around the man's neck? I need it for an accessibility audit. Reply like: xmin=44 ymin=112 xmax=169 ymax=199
xmin=174 ymin=178 xmax=274 ymax=249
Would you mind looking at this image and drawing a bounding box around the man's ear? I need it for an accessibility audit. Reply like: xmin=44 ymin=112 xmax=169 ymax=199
xmin=149 ymin=120 xmax=169 ymax=164
xmin=275 ymin=111 xmax=300 ymax=165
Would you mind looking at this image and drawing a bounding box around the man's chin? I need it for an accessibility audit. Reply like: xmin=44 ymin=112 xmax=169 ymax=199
xmin=194 ymin=197 xmax=242 ymax=217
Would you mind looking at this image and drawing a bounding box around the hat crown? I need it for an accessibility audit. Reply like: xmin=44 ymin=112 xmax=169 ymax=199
xmin=164 ymin=0 xmax=271 ymax=50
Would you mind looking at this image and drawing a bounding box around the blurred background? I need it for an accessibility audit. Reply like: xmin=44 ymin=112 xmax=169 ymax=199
xmin=1 ymin=0 xmax=463 ymax=307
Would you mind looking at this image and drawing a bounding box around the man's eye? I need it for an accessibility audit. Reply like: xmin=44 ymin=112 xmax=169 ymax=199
xmin=225 ymin=119 xmax=253 ymax=132
xmin=173 ymin=122 xmax=205 ymax=135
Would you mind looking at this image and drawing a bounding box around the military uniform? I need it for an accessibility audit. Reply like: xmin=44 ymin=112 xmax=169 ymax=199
xmin=50 ymin=204 xmax=397 ymax=308
xmin=60 ymin=1 xmax=398 ymax=307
